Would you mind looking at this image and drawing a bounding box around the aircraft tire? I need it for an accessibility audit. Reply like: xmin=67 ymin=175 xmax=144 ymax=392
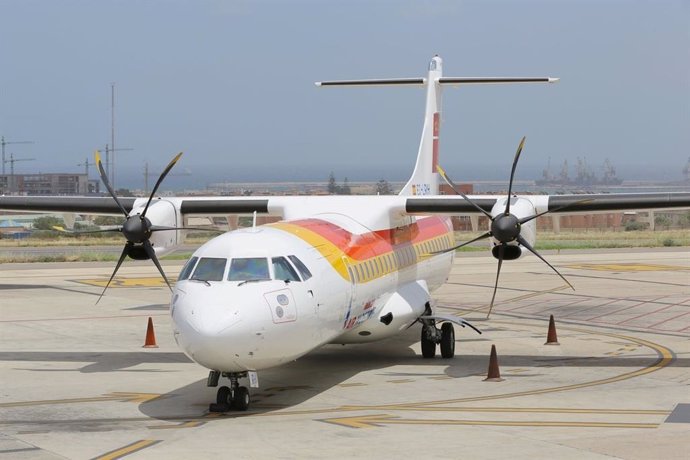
xmin=421 ymin=326 xmax=436 ymax=358
xmin=232 ymin=386 xmax=250 ymax=411
xmin=440 ymin=322 xmax=455 ymax=359
xmin=216 ymin=385 xmax=232 ymax=405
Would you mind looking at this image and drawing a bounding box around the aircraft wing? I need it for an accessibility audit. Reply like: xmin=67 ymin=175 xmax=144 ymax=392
xmin=0 ymin=196 xmax=137 ymax=215
xmin=0 ymin=196 xmax=271 ymax=216
xmin=404 ymin=192 xmax=690 ymax=216
xmin=1 ymin=192 xmax=688 ymax=221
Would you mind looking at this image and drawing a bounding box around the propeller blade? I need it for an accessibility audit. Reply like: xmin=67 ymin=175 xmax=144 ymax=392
xmin=429 ymin=231 xmax=492 ymax=255
xmin=517 ymin=235 xmax=574 ymax=290
xmin=143 ymin=240 xmax=173 ymax=292
xmin=518 ymin=199 xmax=594 ymax=225
xmin=142 ymin=152 xmax=184 ymax=218
xmin=96 ymin=242 xmax=132 ymax=305
xmin=52 ymin=225 xmax=122 ymax=235
xmin=486 ymin=244 xmax=505 ymax=318
xmin=505 ymin=136 xmax=526 ymax=215
xmin=94 ymin=150 xmax=129 ymax=217
xmin=437 ymin=165 xmax=493 ymax=219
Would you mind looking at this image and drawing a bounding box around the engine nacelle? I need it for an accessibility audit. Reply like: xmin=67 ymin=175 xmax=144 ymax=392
xmin=488 ymin=197 xmax=537 ymax=260
xmin=129 ymin=198 xmax=183 ymax=258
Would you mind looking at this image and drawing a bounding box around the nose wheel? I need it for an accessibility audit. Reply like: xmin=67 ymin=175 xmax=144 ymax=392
xmin=420 ymin=322 xmax=455 ymax=359
xmin=208 ymin=372 xmax=251 ymax=412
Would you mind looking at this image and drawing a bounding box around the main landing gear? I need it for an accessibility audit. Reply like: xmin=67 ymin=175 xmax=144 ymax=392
xmin=420 ymin=321 xmax=455 ymax=359
xmin=207 ymin=371 xmax=251 ymax=412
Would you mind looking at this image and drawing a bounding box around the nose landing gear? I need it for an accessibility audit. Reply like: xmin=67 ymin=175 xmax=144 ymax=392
xmin=418 ymin=306 xmax=482 ymax=359
xmin=420 ymin=322 xmax=455 ymax=359
xmin=208 ymin=371 xmax=251 ymax=412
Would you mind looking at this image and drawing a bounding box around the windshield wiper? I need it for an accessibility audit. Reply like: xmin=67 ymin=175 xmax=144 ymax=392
xmin=189 ymin=278 xmax=211 ymax=286
xmin=237 ymin=278 xmax=271 ymax=287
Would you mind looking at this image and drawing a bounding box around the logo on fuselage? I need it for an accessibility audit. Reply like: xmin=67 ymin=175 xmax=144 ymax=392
xmin=412 ymin=183 xmax=431 ymax=195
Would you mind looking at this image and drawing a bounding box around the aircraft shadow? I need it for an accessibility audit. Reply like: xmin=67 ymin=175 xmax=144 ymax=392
xmin=0 ymin=283 xmax=100 ymax=296
xmin=135 ymin=326 xmax=686 ymax=421
xmin=0 ymin=351 xmax=192 ymax=373
xmin=0 ymin=325 xmax=682 ymax=419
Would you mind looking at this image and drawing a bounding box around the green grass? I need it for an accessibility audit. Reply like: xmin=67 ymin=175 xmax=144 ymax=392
xmin=1 ymin=230 xmax=687 ymax=264
xmin=453 ymin=229 xmax=690 ymax=251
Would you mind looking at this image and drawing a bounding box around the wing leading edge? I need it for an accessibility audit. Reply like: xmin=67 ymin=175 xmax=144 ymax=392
xmin=1 ymin=192 xmax=688 ymax=220
xmin=405 ymin=192 xmax=690 ymax=215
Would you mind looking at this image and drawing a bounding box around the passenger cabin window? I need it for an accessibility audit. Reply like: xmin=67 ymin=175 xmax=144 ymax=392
xmin=288 ymin=255 xmax=312 ymax=280
xmin=228 ymin=257 xmax=270 ymax=282
xmin=272 ymin=257 xmax=300 ymax=282
xmin=179 ymin=256 xmax=199 ymax=281
xmin=192 ymin=257 xmax=227 ymax=282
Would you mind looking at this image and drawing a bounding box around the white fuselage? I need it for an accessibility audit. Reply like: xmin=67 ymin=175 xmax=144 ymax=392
xmin=171 ymin=214 xmax=455 ymax=373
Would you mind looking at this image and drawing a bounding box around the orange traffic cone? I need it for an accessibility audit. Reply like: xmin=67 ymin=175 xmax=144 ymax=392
xmin=143 ymin=317 xmax=158 ymax=348
xmin=545 ymin=314 xmax=560 ymax=345
xmin=483 ymin=344 xmax=504 ymax=382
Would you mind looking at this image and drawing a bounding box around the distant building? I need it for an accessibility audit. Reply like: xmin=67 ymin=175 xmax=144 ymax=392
xmin=0 ymin=173 xmax=99 ymax=195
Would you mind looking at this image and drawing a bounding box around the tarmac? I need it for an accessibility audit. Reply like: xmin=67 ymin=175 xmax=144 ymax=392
xmin=0 ymin=248 xmax=688 ymax=459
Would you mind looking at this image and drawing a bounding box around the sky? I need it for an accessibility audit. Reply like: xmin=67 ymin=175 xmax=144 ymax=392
xmin=1 ymin=0 xmax=689 ymax=190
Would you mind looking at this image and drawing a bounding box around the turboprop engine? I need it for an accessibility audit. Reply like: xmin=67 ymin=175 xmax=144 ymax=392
xmin=488 ymin=196 xmax=536 ymax=261
xmin=59 ymin=151 xmax=219 ymax=303
xmin=434 ymin=137 xmax=587 ymax=316
xmin=124 ymin=198 xmax=183 ymax=260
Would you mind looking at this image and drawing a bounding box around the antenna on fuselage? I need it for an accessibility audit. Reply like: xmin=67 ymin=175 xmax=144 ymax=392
xmin=252 ymin=211 xmax=257 ymax=228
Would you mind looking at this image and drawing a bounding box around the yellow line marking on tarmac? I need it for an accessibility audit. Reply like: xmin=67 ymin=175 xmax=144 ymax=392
xmin=372 ymin=325 xmax=674 ymax=408
xmin=74 ymin=277 xmax=178 ymax=288
xmin=338 ymin=383 xmax=367 ymax=388
xmin=255 ymin=324 xmax=674 ymax=417
xmin=320 ymin=414 xmax=659 ymax=429
xmin=566 ymin=263 xmax=690 ymax=272
xmin=0 ymin=392 xmax=162 ymax=408
xmin=336 ymin=406 xmax=670 ymax=415
xmin=92 ymin=439 xmax=161 ymax=460
xmin=148 ymin=420 xmax=205 ymax=429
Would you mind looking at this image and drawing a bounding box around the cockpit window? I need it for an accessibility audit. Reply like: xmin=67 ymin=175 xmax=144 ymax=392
xmin=178 ymin=256 xmax=199 ymax=281
xmin=228 ymin=257 xmax=270 ymax=282
xmin=288 ymin=255 xmax=312 ymax=281
xmin=191 ymin=257 xmax=227 ymax=282
xmin=272 ymin=257 xmax=300 ymax=282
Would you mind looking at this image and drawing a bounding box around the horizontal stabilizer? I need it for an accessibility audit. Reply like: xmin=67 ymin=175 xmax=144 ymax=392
xmin=316 ymin=78 xmax=425 ymax=87
xmin=439 ymin=77 xmax=559 ymax=85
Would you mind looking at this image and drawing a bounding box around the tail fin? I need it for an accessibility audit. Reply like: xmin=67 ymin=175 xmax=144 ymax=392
xmin=399 ymin=56 xmax=443 ymax=196
xmin=315 ymin=56 xmax=558 ymax=197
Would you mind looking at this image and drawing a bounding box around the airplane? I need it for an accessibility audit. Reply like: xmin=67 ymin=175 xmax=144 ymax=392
xmin=1 ymin=55 xmax=689 ymax=412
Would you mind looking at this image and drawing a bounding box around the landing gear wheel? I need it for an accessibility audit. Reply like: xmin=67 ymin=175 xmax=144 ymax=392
xmin=440 ymin=322 xmax=455 ymax=359
xmin=216 ymin=386 xmax=231 ymax=405
xmin=232 ymin=386 xmax=250 ymax=411
xmin=421 ymin=326 xmax=436 ymax=358
xmin=209 ymin=385 xmax=232 ymax=412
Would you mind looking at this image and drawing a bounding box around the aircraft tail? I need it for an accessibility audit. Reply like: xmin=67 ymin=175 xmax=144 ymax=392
xmin=399 ymin=56 xmax=443 ymax=196
xmin=316 ymin=56 xmax=558 ymax=197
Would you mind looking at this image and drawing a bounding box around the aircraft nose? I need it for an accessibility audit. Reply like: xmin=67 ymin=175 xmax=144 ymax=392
xmin=171 ymin=290 xmax=258 ymax=371
xmin=185 ymin=304 xmax=242 ymax=336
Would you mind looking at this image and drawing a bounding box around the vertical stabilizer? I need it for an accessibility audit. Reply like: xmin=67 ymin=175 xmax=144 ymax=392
xmin=315 ymin=56 xmax=558 ymax=197
xmin=399 ymin=56 xmax=443 ymax=196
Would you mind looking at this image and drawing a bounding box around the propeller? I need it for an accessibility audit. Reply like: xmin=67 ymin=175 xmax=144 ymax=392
xmin=88 ymin=150 xmax=219 ymax=303
xmin=434 ymin=137 xmax=589 ymax=318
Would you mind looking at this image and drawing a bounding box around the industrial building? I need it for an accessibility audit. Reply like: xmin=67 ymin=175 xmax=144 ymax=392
xmin=0 ymin=173 xmax=99 ymax=195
